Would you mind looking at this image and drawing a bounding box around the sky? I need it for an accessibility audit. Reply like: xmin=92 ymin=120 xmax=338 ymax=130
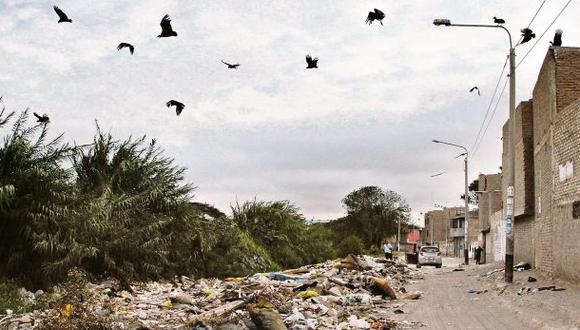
xmin=1 ymin=0 xmax=578 ymax=224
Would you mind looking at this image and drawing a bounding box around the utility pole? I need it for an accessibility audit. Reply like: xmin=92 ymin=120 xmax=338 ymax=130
xmin=505 ymin=47 xmax=516 ymax=283
xmin=432 ymin=18 xmax=515 ymax=281
xmin=463 ymin=153 xmax=470 ymax=265
xmin=432 ymin=139 xmax=469 ymax=265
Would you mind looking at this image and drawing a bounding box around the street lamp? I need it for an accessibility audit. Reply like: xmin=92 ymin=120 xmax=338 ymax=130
xmin=433 ymin=18 xmax=516 ymax=283
xmin=432 ymin=139 xmax=469 ymax=265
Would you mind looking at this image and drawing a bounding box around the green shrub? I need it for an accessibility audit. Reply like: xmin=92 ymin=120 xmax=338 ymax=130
xmin=337 ymin=235 xmax=365 ymax=257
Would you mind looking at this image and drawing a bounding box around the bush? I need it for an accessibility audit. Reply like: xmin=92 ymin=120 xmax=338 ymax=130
xmin=337 ymin=235 xmax=365 ymax=257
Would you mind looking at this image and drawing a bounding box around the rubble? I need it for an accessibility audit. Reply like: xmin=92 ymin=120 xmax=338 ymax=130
xmin=4 ymin=255 xmax=424 ymax=329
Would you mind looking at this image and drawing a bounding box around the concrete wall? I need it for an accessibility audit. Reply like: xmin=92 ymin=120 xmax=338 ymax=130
xmin=489 ymin=209 xmax=505 ymax=262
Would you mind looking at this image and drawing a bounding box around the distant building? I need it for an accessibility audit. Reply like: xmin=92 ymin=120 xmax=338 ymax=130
xmin=421 ymin=207 xmax=478 ymax=257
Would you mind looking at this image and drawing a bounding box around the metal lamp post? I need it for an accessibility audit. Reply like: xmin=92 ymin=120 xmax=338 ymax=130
xmin=433 ymin=18 xmax=516 ymax=282
xmin=432 ymin=139 xmax=469 ymax=265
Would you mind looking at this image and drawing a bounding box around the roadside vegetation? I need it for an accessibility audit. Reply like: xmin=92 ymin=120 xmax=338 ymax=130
xmin=0 ymin=109 xmax=411 ymax=297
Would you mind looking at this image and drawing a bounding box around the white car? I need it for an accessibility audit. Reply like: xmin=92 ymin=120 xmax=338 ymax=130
xmin=417 ymin=246 xmax=442 ymax=268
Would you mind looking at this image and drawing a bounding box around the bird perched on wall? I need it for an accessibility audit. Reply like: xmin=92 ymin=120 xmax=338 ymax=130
xmin=520 ymin=28 xmax=536 ymax=44
xmin=221 ymin=60 xmax=240 ymax=69
xmin=158 ymin=15 xmax=177 ymax=38
xmin=166 ymin=100 xmax=185 ymax=116
xmin=305 ymin=55 xmax=318 ymax=69
xmin=550 ymin=29 xmax=563 ymax=47
xmin=53 ymin=6 xmax=72 ymax=23
xmin=493 ymin=17 xmax=505 ymax=24
xmin=117 ymin=43 xmax=135 ymax=55
xmin=469 ymin=86 xmax=480 ymax=96
xmin=33 ymin=112 xmax=50 ymax=123
xmin=366 ymin=8 xmax=386 ymax=25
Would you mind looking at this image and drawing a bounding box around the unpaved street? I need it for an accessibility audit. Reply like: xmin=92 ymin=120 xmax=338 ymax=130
xmin=392 ymin=258 xmax=580 ymax=329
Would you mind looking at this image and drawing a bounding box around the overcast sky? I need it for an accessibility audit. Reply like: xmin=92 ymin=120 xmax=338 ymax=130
xmin=1 ymin=0 xmax=578 ymax=223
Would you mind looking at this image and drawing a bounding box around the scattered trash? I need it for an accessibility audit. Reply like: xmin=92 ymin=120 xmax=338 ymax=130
xmin=538 ymin=285 xmax=566 ymax=292
xmin=453 ymin=268 xmax=465 ymax=272
xmin=6 ymin=255 xmax=423 ymax=329
xmin=247 ymin=303 xmax=288 ymax=330
xmin=527 ymin=276 xmax=537 ymax=282
xmin=467 ymin=288 xmax=488 ymax=294
xmin=401 ymin=291 xmax=422 ymax=300
xmin=514 ymin=262 xmax=531 ymax=271
xmin=296 ymin=290 xmax=319 ymax=298
xmin=517 ymin=287 xmax=532 ymax=295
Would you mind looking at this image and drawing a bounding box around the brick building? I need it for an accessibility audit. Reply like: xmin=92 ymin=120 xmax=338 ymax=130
xmin=500 ymin=46 xmax=580 ymax=281
xmin=421 ymin=207 xmax=479 ymax=258
xmin=477 ymin=173 xmax=502 ymax=263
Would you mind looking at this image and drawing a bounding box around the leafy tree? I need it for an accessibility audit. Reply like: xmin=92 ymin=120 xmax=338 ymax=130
xmin=460 ymin=179 xmax=479 ymax=205
xmin=330 ymin=186 xmax=410 ymax=248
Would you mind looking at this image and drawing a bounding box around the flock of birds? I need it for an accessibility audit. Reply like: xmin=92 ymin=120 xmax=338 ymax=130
xmin=30 ymin=7 xmax=566 ymax=123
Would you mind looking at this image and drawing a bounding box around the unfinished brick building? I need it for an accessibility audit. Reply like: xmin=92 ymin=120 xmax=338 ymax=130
xmin=500 ymin=46 xmax=580 ymax=281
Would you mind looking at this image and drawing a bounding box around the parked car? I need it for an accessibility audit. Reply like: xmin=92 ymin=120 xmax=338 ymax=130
xmin=417 ymin=246 xmax=442 ymax=268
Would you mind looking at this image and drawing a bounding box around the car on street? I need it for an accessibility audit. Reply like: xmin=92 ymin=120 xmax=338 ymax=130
xmin=417 ymin=246 xmax=442 ymax=268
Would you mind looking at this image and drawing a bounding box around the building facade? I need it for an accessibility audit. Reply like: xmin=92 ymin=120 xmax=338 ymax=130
xmin=500 ymin=46 xmax=580 ymax=281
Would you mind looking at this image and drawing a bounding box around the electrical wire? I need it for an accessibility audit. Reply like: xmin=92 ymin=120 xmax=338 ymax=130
xmin=517 ymin=0 xmax=574 ymax=67
xmin=470 ymin=56 xmax=509 ymax=154
xmin=516 ymin=0 xmax=548 ymax=45
xmin=472 ymin=77 xmax=509 ymax=157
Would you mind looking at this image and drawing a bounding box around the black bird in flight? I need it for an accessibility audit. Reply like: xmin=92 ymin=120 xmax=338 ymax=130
xmin=166 ymin=100 xmax=185 ymax=116
xmin=493 ymin=17 xmax=505 ymax=24
xmin=53 ymin=6 xmax=72 ymax=23
xmin=33 ymin=112 xmax=50 ymax=123
xmin=520 ymin=28 xmax=536 ymax=44
xmin=117 ymin=43 xmax=134 ymax=55
xmin=550 ymin=29 xmax=563 ymax=47
xmin=469 ymin=86 xmax=481 ymax=96
xmin=305 ymin=55 xmax=318 ymax=69
xmin=221 ymin=60 xmax=240 ymax=69
xmin=158 ymin=15 xmax=177 ymax=38
xmin=366 ymin=8 xmax=385 ymax=25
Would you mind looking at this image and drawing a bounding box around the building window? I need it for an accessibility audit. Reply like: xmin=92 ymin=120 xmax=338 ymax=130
xmin=559 ymin=161 xmax=574 ymax=182
xmin=426 ymin=219 xmax=430 ymax=225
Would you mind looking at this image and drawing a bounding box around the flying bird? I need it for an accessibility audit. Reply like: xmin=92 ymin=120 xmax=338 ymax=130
xmin=493 ymin=17 xmax=505 ymax=24
xmin=520 ymin=28 xmax=536 ymax=44
xmin=305 ymin=55 xmax=318 ymax=69
xmin=366 ymin=8 xmax=385 ymax=25
xmin=33 ymin=112 xmax=50 ymax=123
xmin=469 ymin=86 xmax=481 ymax=96
xmin=117 ymin=43 xmax=134 ymax=55
xmin=221 ymin=60 xmax=240 ymax=69
xmin=166 ymin=100 xmax=185 ymax=116
xmin=158 ymin=15 xmax=177 ymax=38
xmin=53 ymin=6 xmax=72 ymax=23
xmin=550 ymin=29 xmax=563 ymax=47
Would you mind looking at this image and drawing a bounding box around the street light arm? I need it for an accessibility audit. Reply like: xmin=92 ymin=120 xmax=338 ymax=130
xmin=432 ymin=140 xmax=468 ymax=155
xmin=446 ymin=23 xmax=513 ymax=50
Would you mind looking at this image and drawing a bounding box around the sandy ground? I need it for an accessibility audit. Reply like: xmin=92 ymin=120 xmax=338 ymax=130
xmin=390 ymin=257 xmax=580 ymax=329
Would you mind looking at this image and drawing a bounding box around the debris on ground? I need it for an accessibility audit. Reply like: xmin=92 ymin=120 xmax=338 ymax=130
xmin=4 ymin=255 xmax=425 ymax=329
xmin=514 ymin=262 xmax=531 ymax=271
xmin=527 ymin=276 xmax=537 ymax=282
xmin=467 ymin=289 xmax=488 ymax=294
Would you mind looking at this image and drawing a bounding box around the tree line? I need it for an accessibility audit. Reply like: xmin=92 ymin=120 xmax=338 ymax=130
xmin=0 ymin=110 xmax=410 ymax=289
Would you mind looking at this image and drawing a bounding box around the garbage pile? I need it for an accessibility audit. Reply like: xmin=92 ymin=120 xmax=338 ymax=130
xmin=2 ymin=255 xmax=425 ymax=330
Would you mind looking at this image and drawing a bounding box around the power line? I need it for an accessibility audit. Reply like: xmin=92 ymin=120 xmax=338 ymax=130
xmin=470 ymin=56 xmax=509 ymax=153
xmin=516 ymin=0 xmax=548 ymax=45
xmin=472 ymin=77 xmax=509 ymax=157
xmin=517 ymin=0 xmax=574 ymax=67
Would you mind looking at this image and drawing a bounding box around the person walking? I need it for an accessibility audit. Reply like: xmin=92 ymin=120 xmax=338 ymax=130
xmin=474 ymin=246 xmax=482 ymax=265
xmin=383 ymin=241 xmax=393 ymax=260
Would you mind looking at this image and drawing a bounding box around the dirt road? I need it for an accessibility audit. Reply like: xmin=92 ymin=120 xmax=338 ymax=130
xmin=391 ymin=258 xmax=580 ymax=329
